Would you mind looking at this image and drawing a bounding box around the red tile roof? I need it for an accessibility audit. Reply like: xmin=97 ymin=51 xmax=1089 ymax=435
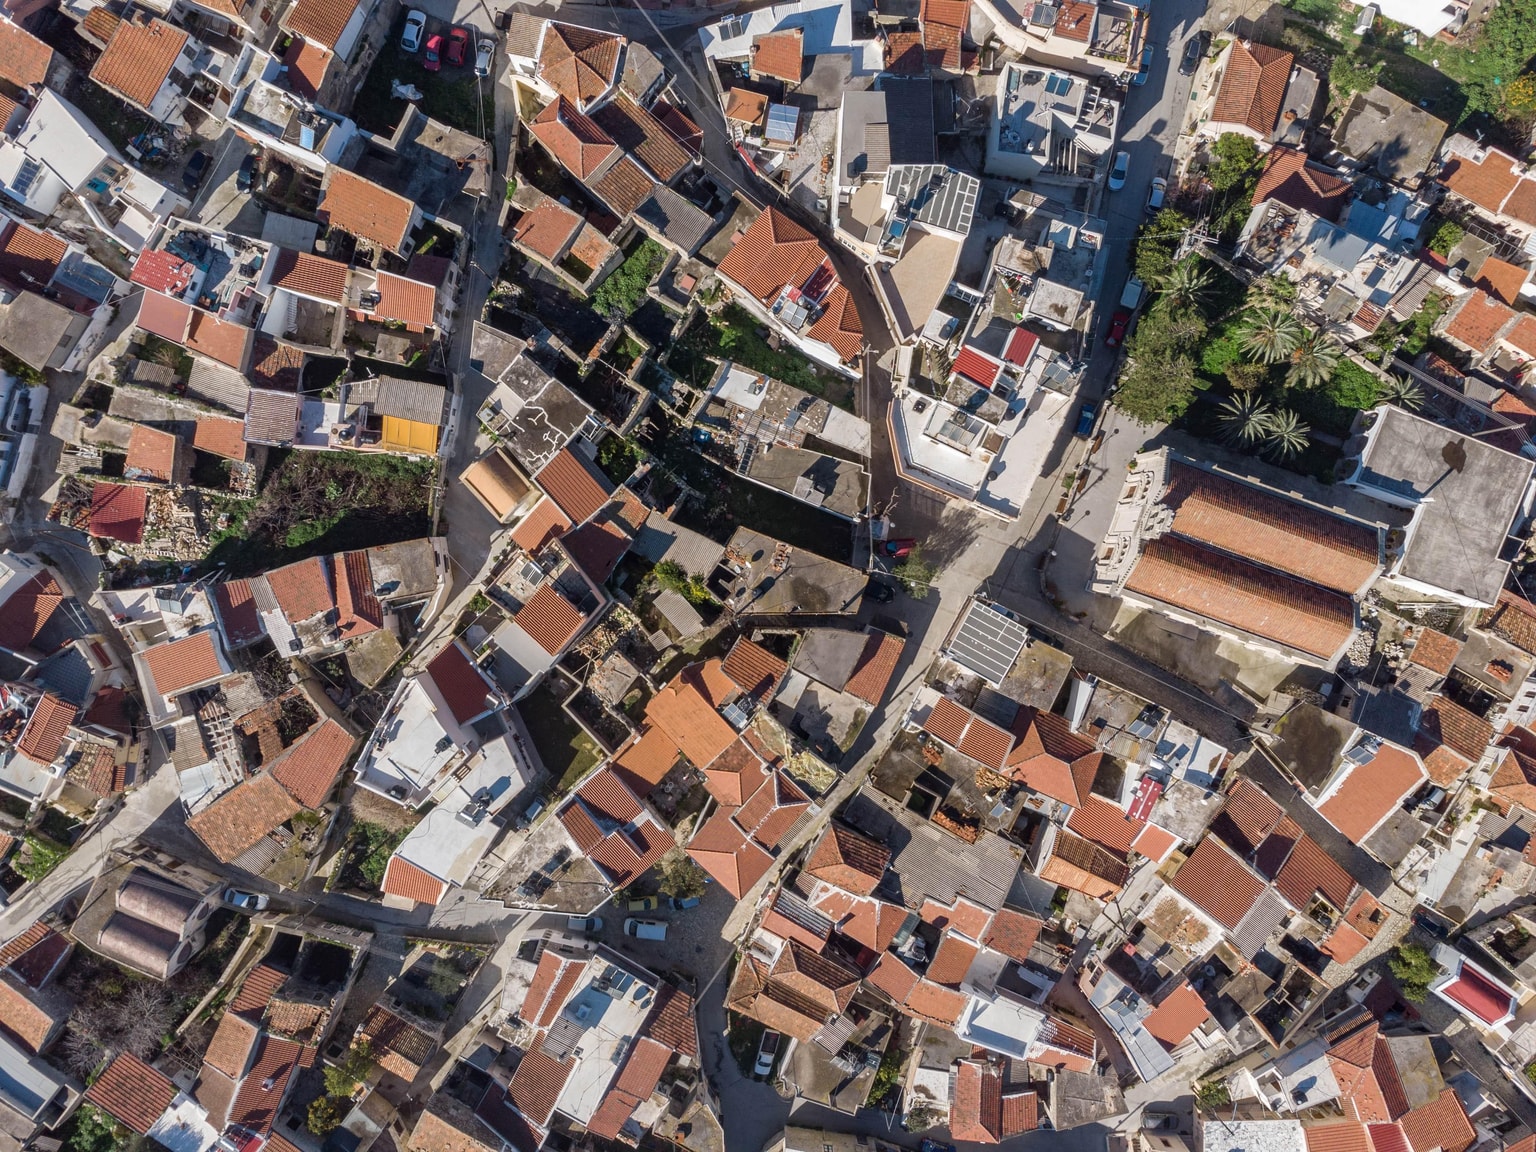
xmin=804 ymin=820 xmax=889 ymax=895
xmin=1170 ymin=835 xmax=1266 ymax=928
xmin=591 ymin=94 xmax=692 ymax=183
xmin=0 ymin=977 xmax=58 ymax=1052
xmin=381 ymin=855 xmax=447 ymax=904
xmin=319 ymin=168 xmax=416 ymax=253
xmin=86 ymin=1053 xmax=176 ymax=1134
xmin=335 ymin=549 xmax=380 ymax=638
xmin=1273 ymin=832 xmax=1356 ymax=910
xmin=653 ymin=100 xmax=703 ymax=153
xmin=270 ymin=719 xmax=354 ymax=808
xmin=751 ymin=28 xmax=803 ymax=82
xmin=228 ymin=1036 xmax=303 ymax=1135
xmin=1211 ymin=40 xmax=1294 ymax=135
xmin=17 ymin=693 xmax=72 ymax=765
xmin=1414 ymin=696 xmax=1493 ymax=786
xmin=0 ymin=18 xmax=52 ymax=88
xmin=513 ymin=583 xmax=585 ymax=655
xmin=950 ymin=1060 xmax=1037 ymax=1144
xmin=1444 ymin=289 xmax=1515 ymax=355
xmin=507 ymin=1042 xmax=573 ymax=1126
xmin=136 ymin=290 xmax=193 ymax=343
xmin=806 ymin=283 xmax=864 ymax=363
xmin=612 ymin=726 xmax=680 ymax=794
xmin=510 ymin=497 xmax=572 ymax=554
xmin=538 ymin=21 xmax=621 ymax=109
xmin=1066 ymin=796 xmax=1143 ymax=855
xmin=143 ymin=630 xmax=225 ymax=696
xmin=267 ymin=248 xmax=349 ymax=301
xmin=213 ymin=580 xmax=263 ymax=647
xmin=1053 ymin=0 xmax=1094 ymax=40
xmin=186 ymin=308 xmax=252 ymax=370
xmin=0 ymin=923 xmax=69 ymax=989
xmin=281 ymin=36 xmax=332 ymax=99
xmin=90 ymin=16 xmax=185 ymax=110
xmin=923 ymin=697 xmax=1013 ymax=769
xmin=425 ymin=641 xmax=499 ymax=727
xmin=1439 ymin=146 xmax=1521 ymax=216
xmin=0 ymin=571 xmax=60 ymax=655
xmin=722 ymin=635 xmax=787 ymax=699
xmin=717 ymin=207 xmax=832 ymax=309
xmin=131 ymin=249 xmax=197 ymax=296
xmin=1142 ymin=982 xmax=1208 ymax=1049
xmin=1306 ymin=1123 xmax=1372 ymax=1152
xmin=1408 ymin=628 xmax=1461 ymax=675
xmin=1474 ymin=256 xmax=1529 ymax=305
xmin=192 ymin=416 xmax=248 ymax=462
xmin=926 ymin=931 xmax=980 ymax=987
xmin=528 ymin=97 xmax=619 ymax=180
xmin=1318 ymin=744 xmax=1425 ymax=844
xmin=1125 ymin=534 xmax=1356 ymax=660
xmin=285 ymin=0 xmax=360 ymax=49
xmin=981 ymin=908 xmax=1043 ymax=961
xmin=535 ymin=447 xmax=612 ymax=524
xmin=1399 ymin=1092 xmax=1475 ymax=1152
xmin=185 ymin=773 xmax=299 ymax=863
xmin=266 ymin=556 xmax=333 ymax=622
xmin=371 ymin=272 xmax=436 ymax=328
xmin=687 ymin=806 xmax=775 ymax=897
xmin=1503 ymin=179 xmax=1536 ymax=228
xmin=126 ymin=424 xmax=177 ymax=483
xmin=589 ymin=155 xmax=654 ymax=218
xmin=844 ymin=630 xmax=903 ymax=705
xmin=0 ymin=221 xmax=65 ymax=291
xmin=646 ymin=676 xmax=736 ymax=768
xmin=1253 ymin=146 xmax=1353 ymax=221
xmin=953 ymin=346 xmax=1001 ymax=387
xmin=883 ymin=30 xmax=927 ymax=73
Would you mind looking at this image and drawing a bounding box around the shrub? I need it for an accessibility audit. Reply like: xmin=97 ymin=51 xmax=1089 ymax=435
xmin=893 ymin=546 xmax=938 ymax=598
xmin=592 ymin=240 xmax=666 ymax=319
xmin=307 ymin=1097 xmax=342 ymax=1136
xmin=1389 ymin=942 xmax=1441 ymax=1001
xmin=1426 ymin=220 xmax=1464 ymax=256
xmin=16 ymin=834 xmax=69 ymax=883
xmin=1329 ymin=52 xmax=1384 ymax=103
xmin=1328 ymin=359 xmax=1380 ymax=410
xmin=67 ymin=1105 xmax=124 ymax=1152
xmin=658 ymin=853 xmax=708 ymax=899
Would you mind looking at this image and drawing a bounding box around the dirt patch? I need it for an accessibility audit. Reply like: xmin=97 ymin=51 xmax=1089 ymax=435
xmin=347 ymin=789 xmax=422 ymax=833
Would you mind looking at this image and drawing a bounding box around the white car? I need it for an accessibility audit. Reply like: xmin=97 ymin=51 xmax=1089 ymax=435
xmin=401 ymin=9 xmax=427 ymax=52
xmin=754 ymin=1031 xmax=781 ymax=1077
xmin=1108 ymin=150 xmax=1130 ymax=192
xmin=225 ymin=888 xmax=269 ymax=911
xmin=475 ymin=37 xmax=494 ymax=77
xmin=1147 ymin=176 xmax=1167 ymax=212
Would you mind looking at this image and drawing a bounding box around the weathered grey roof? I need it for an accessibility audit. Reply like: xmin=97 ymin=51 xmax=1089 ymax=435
xmin=244 ymin=389 xmax=299 ymax=446
xmin=1334 ymin=86 xmax=1447 ymax=184
xmin=187 ymin=360 xmax=250 ymax=414
xmin=98 ymin=911 xmax=181 ymax=979
xmin=260 ymin=213 xmax=320 ymax=252
xmin=503 ymin=7 xmax=544 ymax=58
xmin=0 ymin=291 xmax=78 ymax=371
xmin=791 ymin=628 xmax=868 ymax=692
xmin=653 ymin=588 xmax=704 ymax=636
xmin=367 ymin=538 xmax=440 ymax=602
xmin=367 ymin=376 xmax=448 ymax=425
xmin=620 ymin=41 xmax=665 ymax=102
xmin=1227 ymin=885 xmax=1290 ymax=959
xmin=632 ymin=512 xmax=725 ymax=576
xmin=840 ymin=80 xmax=935 ymax=180
xmin=634 ymin=186 xmax=715 ymax=257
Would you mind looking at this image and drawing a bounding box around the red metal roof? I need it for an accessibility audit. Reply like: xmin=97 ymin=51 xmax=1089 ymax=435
xmin=1440 ymin=962 xmax=1513 ymax=1025
xmin=953 ymin=346 xmax=1001 ymax=387
xmin=425 ymin=641 xmax=498 ymax=726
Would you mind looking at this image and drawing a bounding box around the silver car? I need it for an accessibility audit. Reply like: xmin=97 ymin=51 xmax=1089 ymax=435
xmin=475 ymin=37 xmax=494 ymax=77
xmin=401 ymin=9 xmax=427 ymax=52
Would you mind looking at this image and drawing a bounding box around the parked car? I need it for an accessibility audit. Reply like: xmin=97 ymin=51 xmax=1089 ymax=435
xmin=1147 ymin=176 xmax=1167 ymax=212
xmin=1180 ymin=31 xmax=1209 ymax=75
xmin=1074 ymin=403 xmax=1097 ymax=438
xmin=624 ymin=918 xmax=667 ymax=940
xmin=1130 ymin=45 xmax=1153 ymax=85
xmin=401 ymin=9 xmax=427 ymax=51
xmin=628 ymin=895 xmax=660 ymax=911
xmin=666 ymin=896 xmax=701 ymax=910
xmin=1108 ymin=150 xmax=1130 ymax=191
xmin=754 ymin=1030 xmax=781 ymax=1077
xmin=475 ymin=37 xmax=494 ymax=77
xmin=235 ymin=153 xmax=257 ymax=192
xmin=883 ymin=537 xmax=917 ymax=559
xmin=225 ymin=888 xmax=268 ymax=911
xmin=423 ymin=32 xmax=443 ymax=69
xmin=446 ymin=26 xmax=470 ymax=66
xmin=566 ymin=916 xmax=603 ymax=934
xmin=1407 ymin=784 xmax=1446 ymax=812
xmin=865 ymin=579 xmax=895 ymax=603
xmin=1105 ymin=308 xmax=1131 ymax=346
xmin=1120 ymin=276 xmax=1146 ymax=311
xmin=182 ymin=150 xmax=209 ymax=191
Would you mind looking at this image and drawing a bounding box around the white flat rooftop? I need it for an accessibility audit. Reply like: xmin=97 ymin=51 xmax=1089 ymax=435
xmin=553 ymin=959 xmax=663 ymax=1124
xmin=699 ymin=0 xmax=882 ymax=73
xmin=394 ymin=733 xmax=530 ymax=884
xmin=356 ymin=677 xmax=462 ymax=804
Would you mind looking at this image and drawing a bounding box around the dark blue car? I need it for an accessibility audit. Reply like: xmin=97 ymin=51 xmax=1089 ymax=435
xmin=1075 ymin=403 xmax=1097 ymax=438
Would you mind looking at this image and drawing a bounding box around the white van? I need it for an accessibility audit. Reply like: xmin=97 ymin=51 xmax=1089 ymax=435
xmin=624 ymin=918 xmax=667 ymax=940
xmin=1120 ymin=277 xmax=1146 ymax=311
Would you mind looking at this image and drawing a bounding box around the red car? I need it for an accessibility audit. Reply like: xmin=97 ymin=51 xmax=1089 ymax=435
xmin=446 ymin=26 xmax=469 ymax=66
xmin=423 ymin=33 xmax=443 ymax=70
xmin=883 ymin=538 xmax=917 ymax=560
xmin=1105 ymin=308 xmax=1131 ymax=347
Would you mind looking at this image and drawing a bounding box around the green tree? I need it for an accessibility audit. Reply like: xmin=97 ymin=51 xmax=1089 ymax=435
xmin=1328 ymin=52 xmax=1384 ymax=103
xmin=68 ymin=1105 xmax=125 ymax=1152
xmin=1379 ymin=374 xmax=1424 ymax=410
xmin=892 ymin=546 xmax=938 ymax=599
xmin=1263 ymin=409 xmax=1310 ymax=460
xmin=658 ymin=852 xmax=708 ymax=899
xmin=1217 ymin=392 xmax=1276 ymax=446
xmin=1207 ymin=133 xmax=1260 ymax=192
xmin=308 ymin=1096 xmax=342 ymax=1136
xmin=1159 ymin=259 xmax=1216 ymax=312
xmin=1246 ymin=275 xmax=1298 ymax=311
xmin=1131 ymin=210 xmax=1193 ymax=285
xmin=1286 ymin=329 xmax=1341 ymax=389
xmin=1114 ymin=353 xmax=1199 ymax=424
xmin=1225 ymin=360 xmax=1271 ymax=392
xmin=323 ymin=1041 xmax=374 ymax=1099
xmin=1389 ymin=942 xmax=1442 ymax=1001
xmin=1426 ymin=220 xmax=1464 ymax=257
xmin=1241 ymin=307 xmax=1304 ymax=364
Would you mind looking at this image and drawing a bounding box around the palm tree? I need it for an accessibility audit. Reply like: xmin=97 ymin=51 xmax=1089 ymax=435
xmin=1286 ymin=328 xmax=1341 ymax=389
xmin=1216 ymin=392 xmax=1276 ymax=446
xmin=1264 ymin=408 xmax=1311 ymax=460
xmin=1378 ymin=374 xmax=1424 ymax=410
xmin=1160 ymin=260 xmax=1216 ymax=312
xmin=1241 ymin=308 xmax=1304 ymax=364
xmin=1246 ymin=275 xmax=1298 ymax=312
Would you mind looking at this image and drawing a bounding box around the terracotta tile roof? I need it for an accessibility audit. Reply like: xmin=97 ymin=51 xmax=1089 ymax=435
xmin=926 ymin=931 xmax=979 ymax=987
xmin=17 ymin=692 xmax=72 ymax=765
xmin=319 ymin=168 xmax=416 ymax=253
xmin=1252 ymin=146 xmax=1352 ymax=221
xmin=1491 ymin=741 xmax=1536 ymax=809
xmin=513 ymin=583 xmax=585 ymax=655
xmin=359 ymin=1003 xmax=437 ymax=1079
xmin=0 ymin=571 xmax=60 ymax=655
xmin=382 ymin=855 xmax=447 ymax=904
xmin=590 ymin=155 xmax=654 ymax=218
xmin=646 ymin=677 xmax=736 ymax=768
xmin=507 ymin=1043 xmax=573 ymax=1129
xmin=522 ymin=949 xmax=585 ymax=1030
xmin=79 ymin=8 xmax=119 ymax=45
xmin=1474 ymin=256 xmax=1529 ymax=304
xmin=285 ymin=0 xmax=359 ymax=49
xmin=136 ymin=290 xmax=193 ymax=343
xmin=143 ymin=629 xmax=225 ymax=696
xmin=86 ymin=1052 xmax=176 ymax=1134
xmin=1306 ymin=1123 xmax=1372 ymax=1152
xmin=806 ymin=283 xmax=865 ymax=363
xmin=1414 ymin=696 xmax=1492 ymax=785
xmin=981 ymin=907 xmax=1043 ymax=961
xmin=649 ymin=100 xmax=702 ymax=157
xmin=560 ymin=516 xmax=630 ymax=585
xmin=1132 ymin=822 xmax=1178 ymax=861
xmin=538 ymin=21 xmax=621 ymax=110
xmin=126 ymin=424 xmax=177 ymax=483
xmin=645 ymin=982 xmax=697 ymax=1057
xmin=270 ymin=719 xmax=354 ymax=808
xmin=724 ymin=87 xmax=768 ymax=124
xmin=372 ymin=271 xmax=437 ymax=328
xmin=1504 ymin=313 xmax=1536 ymax=357
xmin=0 ymin=976 xmax=59 ymax=1052
xmin=228 ymin=1036 xmax=303 ymax=1135
xmin=1274 ymin=832 xmax=1356 ymax=909
xmin=922 ymin=696 xmax=1013 ymax=769
xmin=722 ymin=636 xmax=787 ymax=700
xmin=1399 ymin=1092 xmax=1475 ymax=1152
xmin=510 ymin=497 xmax=572 ymax=555
xmin=884 ymin=30 xmax=927 ymax=73
xmin=844 ymin=630 xmax=903 ymax=705
xmin=1170 ymin=835 xmax=1266 ymax=928
xmin=1138 ymin=981 xmax=1208 ymax=1051
xmin=0 ymin=221 xmax=64 ymax=291
xmin=804 ymin=820 xmax=889 ymax=895
xmin=535 ymin=447 xmax=612 ymax=524
xmin=267 ymin=248 xmax=348 ymax=301
xmin=1125 ymin=534 xmax=1355 ymax=660
xmin=528 ymin=97 xmax=618 ymax=181
xmin=1162 ymin=463 xmax=1379 ymax=595
xmin=281 ymin=36 xmax=332 ymax=99
xmin=0 ymin=18 xmax=51 ymax=88
xmin=186 ymin=309 xmax=252 ymax=370
xmin=1503 ymin=179 xmax=1536 ymax=227
xmin=735 ymin=771 xmax=809 ymax=850
xmin=0 ymin=923 xmax=69 ymax=989
xmin=1318 ymin=744 xmax=1425 ymax=843
xmin=230 ymin=964 xmax=286 ymax=1016
xmin=752 ymin=28 xmax=803 ymax=82
xmin=1212 ymin=41 xmax=1294 ymax=135
xmin=921 ymin=0 xmax=969 ymax=67
xmin=192 ymin=416 xmax=248 ymax=462
xmin=334 ymin=549 xmax=380 ymax=638
xmin=1444 ymin=289 xmax=1515 ymax=355
xmin=213 ymin=580 xmax=263 ymax=648
xmin=951 ymin=1060 xmax=1037 ymax=1144
xmin=1322 ymin=922 xmax=1371 ymax=965
xmin=205 ymin=1011 xmax=260 ymax=1081
xmin=592 ymin=94 xmax=692 ymax=182
xmin=1066 ymin=796 xmax=1143 ymax=855
xmin=687 ymin=807 xmax=774 ymax=897
xmin=610 ymin=727 xmax=680 ymax=795
xmin=1053 ymin=0 xmax=1094 ymax=40
xmin=186 ymin=773 xmax=298 ymax=862
xmin=1481 ymin=588 xmax=1536 ymax=652
xmin=248 ymin=337 xmax=304 ymax=390
xmin=513 ymin=198 xmax=582 ymax=263
xmin=90 ymin=16 xmax=185 ymax=110
xmin=1439 ymin=146 xmax=1521 ymax=216
xmin=426 ymin=641 xmax=499 ymax=726
xmin=1408 ymin=629 xmax=1461 ymax=675
xmin=266 ymin=555 xmax=333 ymax=622
xmin=717 ymin=206 xmax=832 ymax=308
